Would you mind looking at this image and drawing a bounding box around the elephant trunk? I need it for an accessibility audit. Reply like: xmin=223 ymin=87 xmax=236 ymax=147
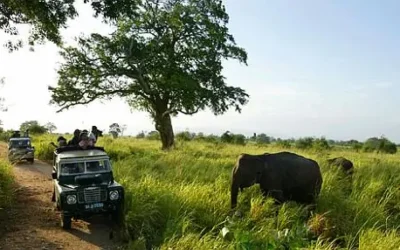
xmin=230 ymin=176 xmax=240 ymax=209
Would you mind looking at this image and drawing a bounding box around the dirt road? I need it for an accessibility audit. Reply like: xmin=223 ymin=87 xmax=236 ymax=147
xmin=0 ymin=149 xmax=124 ymax=250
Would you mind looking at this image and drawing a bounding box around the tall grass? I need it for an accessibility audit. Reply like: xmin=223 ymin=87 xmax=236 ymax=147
xmin=33 ymin=134 xmax=400 ymax=249
xmin=0 ymin=158 xmax=14 ymax=212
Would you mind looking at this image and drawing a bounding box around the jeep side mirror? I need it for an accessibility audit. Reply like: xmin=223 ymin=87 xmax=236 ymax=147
xmin=52 ymin=171 xmax=57 ymax=179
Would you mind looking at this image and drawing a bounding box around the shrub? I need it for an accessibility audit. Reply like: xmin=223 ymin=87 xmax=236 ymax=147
xmin=295 ymin=137 xmax=314 ymax=149
xmin=176 ymin=131 xmax=195 ymax=141
xmin=276 ymin=139 xmax=291 ymax=148
xmin=362 ymin=136 xmax=397 ymax=154
xmin=312 ymin=137 xmax=331 ymax=150
xmin=255 ymin=133 xmax=271 ymax=145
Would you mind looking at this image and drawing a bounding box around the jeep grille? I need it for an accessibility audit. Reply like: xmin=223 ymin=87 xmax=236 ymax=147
xmin=78 ymin=187 xmax=107 ymax=203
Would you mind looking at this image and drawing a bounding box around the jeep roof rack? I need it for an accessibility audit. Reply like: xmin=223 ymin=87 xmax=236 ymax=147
xmin=55 ymin=145 xmax=106 ymax=154
xmin=9 ymin=137 xmax=31 ymax=140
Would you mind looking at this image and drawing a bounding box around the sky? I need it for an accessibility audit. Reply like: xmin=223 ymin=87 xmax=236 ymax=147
xmin=1 ymin=0 xmax=400 ymax=142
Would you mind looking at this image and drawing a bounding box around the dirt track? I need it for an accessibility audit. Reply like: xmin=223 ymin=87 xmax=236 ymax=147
xmin=0 ymin=146 xmax=124 ymax=250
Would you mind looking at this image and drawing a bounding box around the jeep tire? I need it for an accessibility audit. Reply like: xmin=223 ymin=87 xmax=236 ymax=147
xmin=111 ymin=205 xmax=123 ymax=226
xmin=61 ymin=214 xmax=72 ymax=230
xmin=28 ymin=158 xmax=34 ymax=164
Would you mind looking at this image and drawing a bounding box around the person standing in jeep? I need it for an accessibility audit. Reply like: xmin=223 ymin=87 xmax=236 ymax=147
xmin=68 ymin=129 xmax=81 ymax=146
xmin=89 ymin=126 xmax=102 ymax=145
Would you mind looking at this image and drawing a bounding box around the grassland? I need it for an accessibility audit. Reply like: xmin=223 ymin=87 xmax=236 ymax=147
xmin=0 ymin=144 xmax=14 ymax=215
xmin=28 ymin=134 xmax=400 ymax=249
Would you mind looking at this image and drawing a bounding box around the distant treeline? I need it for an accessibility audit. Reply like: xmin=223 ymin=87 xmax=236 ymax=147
xmin=0 ymin=124 xmax=397 ymax=154
xmin=135 ymin=130 xmax=398 ymax=154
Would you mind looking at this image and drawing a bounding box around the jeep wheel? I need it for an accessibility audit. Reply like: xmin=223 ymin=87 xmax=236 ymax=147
xmin=111 ymin=206 xmax=123 ymax=226
xmin=28 ymin=158 xmax=34 ymax=164
xmin=61 ymin=214 xmax=72 ymax=230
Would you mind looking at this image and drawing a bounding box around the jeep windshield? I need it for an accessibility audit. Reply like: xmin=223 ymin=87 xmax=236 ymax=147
xmin=9 ymin=139 xmax=31 ymax=148
xmin=60 ymin=159 xmax=111 ymax=175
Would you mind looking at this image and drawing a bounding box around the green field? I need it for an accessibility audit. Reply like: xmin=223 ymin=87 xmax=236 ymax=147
xmin=27 ymin=135 xmax=400 ymax=249
xmin=0 ymin=150 xmax=14 ymax=216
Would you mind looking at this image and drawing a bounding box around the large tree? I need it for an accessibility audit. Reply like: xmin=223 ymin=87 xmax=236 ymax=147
xmin=49 ymin=0 xmax=249 ymax=150
xmin=0 ymin=0 xmax=140 ymax=51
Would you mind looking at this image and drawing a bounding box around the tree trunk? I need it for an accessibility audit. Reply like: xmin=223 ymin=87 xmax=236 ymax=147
xmin=155 ymin=112 xmax=175 ymax=150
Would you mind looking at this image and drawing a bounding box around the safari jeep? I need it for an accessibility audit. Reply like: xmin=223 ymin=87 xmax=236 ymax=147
xmin=7 ymin=137 xmax=35 ymax=164
xmin=51 ymin=146 xmax=124 ymax=229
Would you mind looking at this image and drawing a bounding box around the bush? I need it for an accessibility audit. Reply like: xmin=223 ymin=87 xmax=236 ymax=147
xmin=312 ymin=137 xmax=331 ymax=150
xmin=255 ymin=133 xmax=271 ymax=145
xmin=146 ymin=131 xmax=160 ymax=140
xmin=276 ymin=139 xmax=291 ymax=148
xmin=295 ymin=137 xmax=314 ymax=149
xmin=221 ymin=131 xmax=246 ymax=145
xmin=362 ymin=136 xmax=397 ymax=154
xmin=176 ymin=131 xmax=195 ymax=141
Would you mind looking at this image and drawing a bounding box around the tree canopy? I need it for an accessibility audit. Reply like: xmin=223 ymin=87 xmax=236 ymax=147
xmin=44 ymin=122 xmax=57 ymax=133
xmin=20 ymin=120 xmax=47 ymax=134
xmin=49 ymin=0 xmax=249 ymax=149
xmin=0 ymin=0 xmax=140 ymax=51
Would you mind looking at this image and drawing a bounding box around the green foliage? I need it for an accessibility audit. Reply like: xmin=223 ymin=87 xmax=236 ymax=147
xmin=362 ymin=136 xmax=397 ymax=154
xmin=176 ymin=131 xmax=195 ymax=141
xmin=0 ymin=0 xmax=141 ymax=51
xmin=293 ymin=137 xmax=331 ymax=151
xmin=146 ymin=131 xmax=161 ymax=140
xmin=275 ymin=139 xmax=292 ymax=149
xmin=135 ymin=131 xmax=146 ymax=139
xmin=220 ymin=131 xmax=246 ymax=145
xmin=0 ymin=0 xmax=77 ymax=51
xmin=19 ymin=120 xmax=47 ymax=134
xmin=48 ymin=0 xmax=248 ymax=149
xmin=109 ymin=122 xmax=122 ymax=138
xmin=312 ymin=137 xmax=331 ymax=151
xmin=295 ymin=137 xmax=314 ymax=149
xmin=255 ymin=133 xmax=271 ymax=145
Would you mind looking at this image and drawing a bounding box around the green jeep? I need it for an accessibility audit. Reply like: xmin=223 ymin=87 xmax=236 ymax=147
xmin=51 ymin=146 xmax=124 ymax=229
xmin=8 ymin=137 xmax=35 ymax=164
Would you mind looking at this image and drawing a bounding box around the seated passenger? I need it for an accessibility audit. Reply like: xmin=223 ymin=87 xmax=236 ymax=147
xmin=61 ymin=163 xmax=84 ymax=174
xmin=11 ymin=131 xmax=20 ymax=138
xmin=86 ymin=161 xmax=101 ymax=172
xmin=50 ymin=136 xmax=68 ymax=149
xmin=78 ymin=131 xmax=94 ymax=149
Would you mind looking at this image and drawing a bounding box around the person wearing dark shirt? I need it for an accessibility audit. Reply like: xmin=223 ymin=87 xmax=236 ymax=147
xmin=68 ymin=129 xmax=81 ymax=146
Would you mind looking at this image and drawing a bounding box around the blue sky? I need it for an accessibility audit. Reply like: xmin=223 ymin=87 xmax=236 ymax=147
xmin=0 ymin=0 xmax=399 ymax=142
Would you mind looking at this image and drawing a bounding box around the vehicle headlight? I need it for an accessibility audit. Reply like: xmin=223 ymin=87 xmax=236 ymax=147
xmin=109 ymin=190 xmax=119 ymax=200
xmin=66 ymin=195 xmax=77 ymax=204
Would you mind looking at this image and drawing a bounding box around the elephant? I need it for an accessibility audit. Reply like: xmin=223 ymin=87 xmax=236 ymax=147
xmin=326 ymin=157 xmax=354 ymax=176
xmin=230 ymin=151 xmax=323 ymax=209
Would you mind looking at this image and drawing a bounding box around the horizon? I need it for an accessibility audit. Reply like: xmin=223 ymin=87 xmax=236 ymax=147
xmin=1 ymin=0 xmax=400 ymax=143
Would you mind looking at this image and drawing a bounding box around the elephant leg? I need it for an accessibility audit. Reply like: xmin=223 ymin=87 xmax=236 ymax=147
xmin=269 ymin=189 xmax=285 ymax=204
xmin=260 ymin=187 xmax=285 ymax=204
